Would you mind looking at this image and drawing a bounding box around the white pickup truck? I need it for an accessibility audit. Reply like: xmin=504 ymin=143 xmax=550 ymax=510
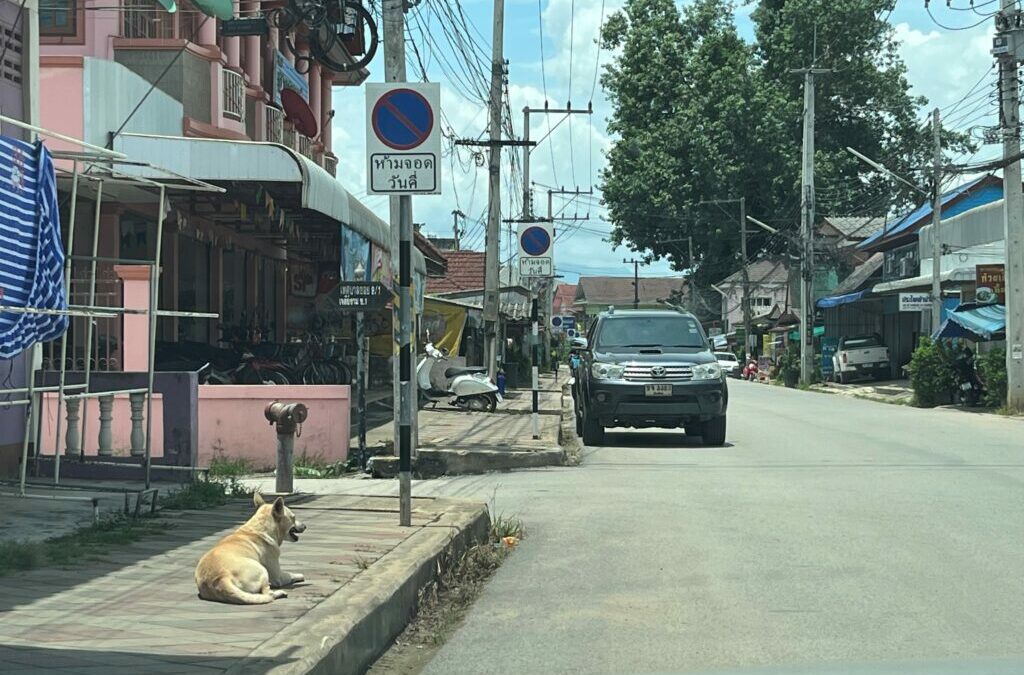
xmin=832 ymin=334 xmax=890 ymax=384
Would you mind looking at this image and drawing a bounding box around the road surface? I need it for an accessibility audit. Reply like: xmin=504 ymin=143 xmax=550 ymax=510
xmin=305 ymin=383 xmax=1024 ymax=674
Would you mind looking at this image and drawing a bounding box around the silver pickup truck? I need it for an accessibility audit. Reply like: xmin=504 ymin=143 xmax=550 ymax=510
xmin=832 ymin=334 xmax=890 ymax=384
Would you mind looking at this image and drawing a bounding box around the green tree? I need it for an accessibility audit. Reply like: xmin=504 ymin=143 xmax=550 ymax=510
xmin=599 ymin=0 xmax=973 ymax=285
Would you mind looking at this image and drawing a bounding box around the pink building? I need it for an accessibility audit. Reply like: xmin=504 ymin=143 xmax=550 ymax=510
xmin=24 ymin=1 xmax=422 ymax=474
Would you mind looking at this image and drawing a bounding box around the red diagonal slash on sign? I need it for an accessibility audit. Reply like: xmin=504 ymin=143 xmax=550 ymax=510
xmin=381 ymin=98 xmax=428 ymax=142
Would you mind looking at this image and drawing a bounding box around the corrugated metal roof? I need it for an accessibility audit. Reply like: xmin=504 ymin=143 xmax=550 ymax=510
xmin=575 ymin=276 xmax=686 ymax=305
xmin=829 ymin=252 xmax=883 ymax=296
xmin=857 ymin=175 xmax=1000 ymax=249
xmin=717 ymin=259 xmax=790 ymax=287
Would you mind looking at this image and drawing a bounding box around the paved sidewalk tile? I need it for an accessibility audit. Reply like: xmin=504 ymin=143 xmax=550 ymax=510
xmin=0 ymin=494 xmax=456 ymax=673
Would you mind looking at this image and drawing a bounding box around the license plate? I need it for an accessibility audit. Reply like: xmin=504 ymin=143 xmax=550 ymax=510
xmin=645 ymin=384 xmax=672 ymax=397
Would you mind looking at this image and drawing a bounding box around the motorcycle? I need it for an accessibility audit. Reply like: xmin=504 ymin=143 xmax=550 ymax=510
xmin=953 ymin=351 xmax=985 ymax=407
xmin=416 ymin=342 xmax=502 ymax=412
xmin=741 ymin=358 xmax=759 ymax=382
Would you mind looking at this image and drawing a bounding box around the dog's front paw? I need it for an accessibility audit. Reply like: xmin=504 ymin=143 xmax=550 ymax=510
xmin=291 ymin=573 xmax=305 ymax=584
xmin=271 ymin=589 xmax=288 ymax=599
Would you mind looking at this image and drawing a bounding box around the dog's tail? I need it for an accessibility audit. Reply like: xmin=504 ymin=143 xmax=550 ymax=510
xmin=199 ymin=576 xmax=277 ymax=605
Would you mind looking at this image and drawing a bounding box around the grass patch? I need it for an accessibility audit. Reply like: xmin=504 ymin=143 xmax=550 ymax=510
xmin=208 ymin=455 xmax=254 ymax=479
xmin=293 ymin=452 xmax=349 ymax=478
xmin=0 ymin=515 xmax=167 ymax=577
xmin=160 ymin=476 xmax=252 ymax=510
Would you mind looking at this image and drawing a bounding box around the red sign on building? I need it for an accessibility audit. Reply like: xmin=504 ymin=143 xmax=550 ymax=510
xmin=975 ymin=264 xmax=1005 ymax=304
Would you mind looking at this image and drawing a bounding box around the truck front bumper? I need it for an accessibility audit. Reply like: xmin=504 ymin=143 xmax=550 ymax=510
xmin=587 ymin=380 xmax=727 ymax=428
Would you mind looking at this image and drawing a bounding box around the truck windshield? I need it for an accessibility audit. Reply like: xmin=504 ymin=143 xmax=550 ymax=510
xmin=595 ymin=316 xmax=706 ymax=350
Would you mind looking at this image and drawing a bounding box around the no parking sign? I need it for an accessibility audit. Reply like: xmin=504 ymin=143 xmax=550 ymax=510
xmin=366 ymin=83 xmax=442 ymax=195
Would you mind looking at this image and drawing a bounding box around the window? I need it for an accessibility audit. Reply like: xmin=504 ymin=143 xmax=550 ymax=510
xmin=594 ymin=315 xmax=706 ymax=350
xmin=39 ymin=0 xmax=77 ymax=37
xmin=750 ymin=296 xmax=772 ymax=308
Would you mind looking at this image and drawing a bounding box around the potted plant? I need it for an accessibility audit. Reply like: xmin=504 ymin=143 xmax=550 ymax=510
xmin=778 ymin=349 xmax=801 ymax=388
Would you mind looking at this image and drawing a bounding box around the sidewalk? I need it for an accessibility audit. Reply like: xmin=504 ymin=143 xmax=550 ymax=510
xmin=0 ymin=494 xmax=487 ymax=675
xmin=813 ymin=378 xmax=915 ymax=405
xmin=365 ymin=372 xmax=566 ymax=475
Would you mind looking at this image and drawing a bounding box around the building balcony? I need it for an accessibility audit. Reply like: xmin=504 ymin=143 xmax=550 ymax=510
xmin=222 ymin=69 xmax=245 ymax=123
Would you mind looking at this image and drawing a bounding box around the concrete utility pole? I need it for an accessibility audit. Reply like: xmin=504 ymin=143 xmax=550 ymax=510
xmin=383 ymin=0 xmax=413 ymax=526
xmin=931 ymin=107 xmax=943 ymax=334
xmin=997 ymin=0 xmax=1024 ymax=409
xmin=482 ymin=0 xmax=505 ymax=381
xmin=739 ymin=196 xmax=751 ymax=357
xmin=688 ymin=235 xmax=696 ymax=313
xmin=624 ymin=258 xmax=642 ymax=309
xmin=796 ymin=67 xmax=830 ymax=384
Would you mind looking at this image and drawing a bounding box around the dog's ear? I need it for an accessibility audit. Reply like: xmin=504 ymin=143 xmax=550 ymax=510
xmin=272 ymin=497 xmax=284 ymax=516
xmin=253 ymin=492 xmax=265 ymax=508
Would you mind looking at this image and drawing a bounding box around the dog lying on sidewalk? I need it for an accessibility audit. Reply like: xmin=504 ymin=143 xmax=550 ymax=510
xmin=195 ymin=492 xmax=307 ymax=604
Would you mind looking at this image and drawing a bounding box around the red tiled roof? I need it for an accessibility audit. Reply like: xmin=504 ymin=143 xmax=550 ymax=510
xmin=552 ymin=283 xmax=578 ymax=314
xmin=426 ymin=250 xmax=486 ymax=294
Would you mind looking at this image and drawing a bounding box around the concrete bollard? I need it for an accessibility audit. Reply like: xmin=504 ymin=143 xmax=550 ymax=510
xmin=264 ymin=401 xmax=308 ymax=495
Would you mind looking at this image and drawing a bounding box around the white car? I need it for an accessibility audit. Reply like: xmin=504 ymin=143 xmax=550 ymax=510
xmin=715 ymin=351 xmax=740 ymax=377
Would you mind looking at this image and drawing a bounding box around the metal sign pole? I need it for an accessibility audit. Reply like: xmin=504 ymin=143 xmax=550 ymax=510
xmin=531 ymin=296 xmax=539 ymax=439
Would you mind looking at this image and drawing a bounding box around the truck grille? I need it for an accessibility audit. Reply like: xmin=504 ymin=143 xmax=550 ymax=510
xmin=623 ymin=364 xmax=694 ymax=381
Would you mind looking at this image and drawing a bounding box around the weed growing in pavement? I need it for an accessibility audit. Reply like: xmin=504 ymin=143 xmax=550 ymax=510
xmin=354 ymin=554 xmax=372 ymax=570
xmin=293 ymin=452 xmax=349 ymax=478
xmin=0 ymin=515 xmax=167 ymax=577
xmin=160 ymin=476 xmax=253 ymax=510
xmin=208 ymin=455 xmax=255 ymax=479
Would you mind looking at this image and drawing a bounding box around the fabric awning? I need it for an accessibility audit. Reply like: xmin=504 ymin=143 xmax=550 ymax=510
xmin=932 ymin=303 xmax=1006 ymax=341
xmin=787 ymin=326 xmax=825 ymax=340
xmin=192 ymin=0 xmax=233 ymax=19
xmin=112 ymin=134 xmax=420 ymax=272
xmin=817 ymin=290 xmax=867 ymax=308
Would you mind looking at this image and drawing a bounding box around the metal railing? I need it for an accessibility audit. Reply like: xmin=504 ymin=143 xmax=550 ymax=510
xmin=323 ymin=154 xmax=338 ymax=177
xmin=222 ymin=69 xmax=245 ymax=122
xmin=265 ymin=105 xmax=284 ymax=144
xmin=282 ymin=124 xmax=296 ymax=151
xmin=121 ymin=0 xmax=202 ymax=42
xmin=297 ymin=134 xmax=313 ymax=160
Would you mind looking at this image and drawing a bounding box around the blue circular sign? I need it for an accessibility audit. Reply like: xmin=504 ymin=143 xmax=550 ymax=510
xmin=521 ymin=226 xmax=551 ymax=256
xmin=372 ymin=88 xmax=434 ymax=151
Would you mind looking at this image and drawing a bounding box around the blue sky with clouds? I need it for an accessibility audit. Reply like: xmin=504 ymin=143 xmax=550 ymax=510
xmin=331 ymin=1 xmax=1001 ymax=283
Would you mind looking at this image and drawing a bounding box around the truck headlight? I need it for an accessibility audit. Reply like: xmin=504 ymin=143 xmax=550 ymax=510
xmin=591 ymin=362 xmax=626 ymax=380
xmin=692 ymin=362 xmax=722 ymax=380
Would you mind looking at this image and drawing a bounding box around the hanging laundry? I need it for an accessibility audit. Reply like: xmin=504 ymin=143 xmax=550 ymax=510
xmin=0 ymin=136 xmax=68 ymax=359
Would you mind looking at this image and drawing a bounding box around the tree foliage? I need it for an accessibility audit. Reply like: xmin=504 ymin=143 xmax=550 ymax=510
xmin=599 ymin=0 xmax=973 ymax=286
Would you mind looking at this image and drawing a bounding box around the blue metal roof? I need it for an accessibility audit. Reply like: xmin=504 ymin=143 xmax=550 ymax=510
xmin=816 ymin=290 xmax=867 ymax=308
xmin=857 ymin=176 xmax=1002 ymax=249
xmin=932 ymin=303 xmax=1006 ymax=341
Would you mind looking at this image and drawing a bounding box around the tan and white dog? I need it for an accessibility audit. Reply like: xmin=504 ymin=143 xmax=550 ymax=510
xmin=195 ymin=492 xmax=307 ymax=604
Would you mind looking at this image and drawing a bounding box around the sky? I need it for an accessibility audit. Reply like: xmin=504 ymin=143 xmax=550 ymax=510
xmin=330 ymin=1 xmax=1002 ymax=283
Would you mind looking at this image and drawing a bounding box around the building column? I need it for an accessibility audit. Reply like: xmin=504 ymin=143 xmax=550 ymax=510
xmin=114 ymin=265 xmax=155 ymax=372
xmin=225 ymin=0 xmax=241 ymax=69
xmin=308 ymin=63 xmax=321 ymax=137
xmin=321 ymin=76 xmax=333 ymax=153
xmin=245 ymin=1 xmax=262 ymax=88
xmin=198 ymin=14 xmax=217 ymax=47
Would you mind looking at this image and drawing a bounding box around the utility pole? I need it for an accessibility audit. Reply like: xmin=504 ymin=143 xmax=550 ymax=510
xmin=997 ymin=0 xmax=1024 ymax=409
xmin=624 ymin=258 xmax=641 ymax=309
xmin=452 ymin=209 xmax=465 ymax=250
xmin=383 ymin=0 xmax=413 ymax=526
xmin=688 ymin=235 xmax=696 ymax=313
xmin=931 ymin=107 xmax=943 ymax=334
xmin=482 ymin=0 xmax=505 ymax=381
xmin=739 ymin=196 xmax=751 ymax=358
xmin=796 ymin=66 xmax=830 ymax=384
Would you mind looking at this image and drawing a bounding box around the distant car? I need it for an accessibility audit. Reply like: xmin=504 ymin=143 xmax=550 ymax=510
xmin=832 ymin=333 xmax=890 ymax=384
xmin=715 ymin=351 xmax=740 ymax=377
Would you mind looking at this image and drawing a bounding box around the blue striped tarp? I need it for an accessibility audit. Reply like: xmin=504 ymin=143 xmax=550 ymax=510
xmin=0 ymin=135 xmax=68 ymax=358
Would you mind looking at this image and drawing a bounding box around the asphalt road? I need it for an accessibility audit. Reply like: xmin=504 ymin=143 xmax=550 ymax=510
xmin=321 ymin=383 xmax=1024 ymax=674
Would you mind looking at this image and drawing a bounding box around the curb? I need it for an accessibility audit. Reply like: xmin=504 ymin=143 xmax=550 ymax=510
xmin=558 ymin=382 xmax=584 ymax=466
xmin=225 ymin=499 xmax=490 ymax=675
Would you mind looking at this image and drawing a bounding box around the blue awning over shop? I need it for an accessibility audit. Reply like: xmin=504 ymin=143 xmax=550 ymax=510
xmin=817 ymin=290 xmax=867 ymax=308
xmin=932 ymin=303 xmax=1006 ymax=341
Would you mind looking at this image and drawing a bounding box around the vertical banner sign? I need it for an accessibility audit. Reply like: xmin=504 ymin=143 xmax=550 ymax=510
xmin=518 ymin=222 xmax=554 ymax=277
xmin=975 ymin=264 xmax=1005 ymax=304
xmin=366 ymin=83 xmax=442 ymax=195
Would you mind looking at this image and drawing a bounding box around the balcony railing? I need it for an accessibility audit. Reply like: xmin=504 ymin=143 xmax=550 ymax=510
xmin=222 ymin=69 xmax=245 ymax=122
xmin=265 ymin=106 xmax=284 ymax=144
xmin=323 ymin=154 xmax=338 ymax=177
xmin=297 ymin=134 xmax=313 ymax=160
xmin=121 ymin=0 xmax=201 ymax=41
xmin=283 ymin=125 xmax=296 ymax=151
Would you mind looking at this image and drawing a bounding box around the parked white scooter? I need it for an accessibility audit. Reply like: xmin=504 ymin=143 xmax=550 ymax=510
xmin=417 ymin=342 xmax=502 ymax=412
